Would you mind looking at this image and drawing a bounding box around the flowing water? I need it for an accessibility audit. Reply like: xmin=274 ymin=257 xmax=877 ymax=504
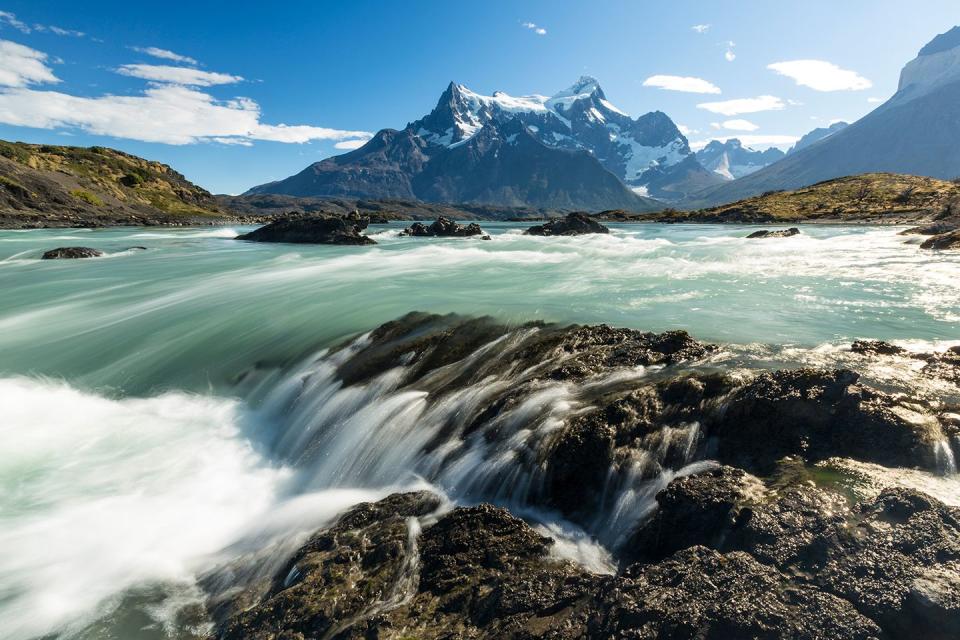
xmin=1 ymin=222 xmax=959 ymax=639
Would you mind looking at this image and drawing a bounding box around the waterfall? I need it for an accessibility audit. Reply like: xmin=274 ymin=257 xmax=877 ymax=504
xmin=247 ymin=324 xmax=718 ymax=552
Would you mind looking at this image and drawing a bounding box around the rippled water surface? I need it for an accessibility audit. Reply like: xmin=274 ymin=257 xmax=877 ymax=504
xmin=1 ymin=222 xmax=958 ymax=639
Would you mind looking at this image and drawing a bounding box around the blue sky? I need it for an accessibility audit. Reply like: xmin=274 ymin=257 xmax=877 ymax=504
xmin=1 ymin=1 xmax=958 ymax=194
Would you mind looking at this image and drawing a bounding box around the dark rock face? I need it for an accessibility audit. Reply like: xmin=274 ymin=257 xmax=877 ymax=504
xmin=746 ymin=227 xmax=800 ymax=239
xmin=627 ymin=467 xmax=960 ymax=640
xmin=921 ymin=229 xmax=960 ymax=249
xmin=525 ymin=212 xmax=610 ymax=236
xmin=400 ymin=216 xmax=486 ymax=237
xmin=852 ymin=339 xmax=908 ymax=356
xmin=210 ymin=313 xmax=960 ymax=639
xmin=711 ymin=368 xmax=940 ymax=473
xmin=40 ymin=246 xmax=103 ymax=259
xmin=214 ymin=492 xmax=884 ymax=640
xmin=235 ymin=214 xmax=376 ymax=245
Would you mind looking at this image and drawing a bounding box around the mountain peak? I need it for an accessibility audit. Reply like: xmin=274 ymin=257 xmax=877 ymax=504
xmin=918 ymin=26 xmax=960 ymax=56
xmin=550 ymin=75 xmax=605 ymax=105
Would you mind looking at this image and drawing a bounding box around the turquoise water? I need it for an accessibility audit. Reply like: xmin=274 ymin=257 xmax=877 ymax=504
xmin=1 ymin=222 xmax=958 ymax=639
xmin=1 ymin=222 xmax=957 ymax=394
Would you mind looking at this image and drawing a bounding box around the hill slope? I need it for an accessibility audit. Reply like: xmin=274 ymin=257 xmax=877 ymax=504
xmin=608 ymin=174 xmax=960 ymax=223
xmin=0 ymin=141 xmax=230 ymax=228
xmin=691 ymin=26 xmax=960 ymax=206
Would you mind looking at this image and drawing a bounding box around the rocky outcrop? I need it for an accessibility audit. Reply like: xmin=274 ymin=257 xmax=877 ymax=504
xmin=41 ymin=246 xmax=103 ymax=259
xmin=209 ymin=313 xmax=960 ymax=639
xmin=236 ymin=214 xmax=376 ymax=245
xmin=852 ymin=339 xmax=908 ymax=356
xmin=921 ymin=228 xmax=960 ymax=249
xmin=626 ymin=467 xmax=960 ymax=639
xmin=214 ymin=491 xmax=886 ymax=639
xmin=524 ymin=212 xmax=609 ymax=236
xmin=400 ymin=216 xmax=487 ymax=238
xmin=746 ymin=227 xmax=800 ymax=239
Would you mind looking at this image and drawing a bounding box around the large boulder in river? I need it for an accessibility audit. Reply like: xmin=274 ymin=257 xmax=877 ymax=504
xmin=525 ymin=212 xmax=609 ymax=236
xmin=921 ymin=229 xmax=960 ymax=250
xmin=400 ymin=216 xmax=486 ymax=238
xmin=746 ymin=227 xmax=800 ymax=239
xmin=41 ymin=246 xmax=103 ymax=259
xmin=236 ymin=214 xmax=376 ymax=245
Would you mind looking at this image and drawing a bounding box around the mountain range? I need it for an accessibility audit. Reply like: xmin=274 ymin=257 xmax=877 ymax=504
xmin=247 ymin=77 xmax=725 ymax=211
xmin=693 ymin=27 xmax=960 ymax=206
xmin=250 ymin=25 xmax=959 ymax=212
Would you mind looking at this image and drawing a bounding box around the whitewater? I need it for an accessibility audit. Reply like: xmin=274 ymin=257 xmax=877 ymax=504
xmin=1 ymin=222 xmax=958 ymax=639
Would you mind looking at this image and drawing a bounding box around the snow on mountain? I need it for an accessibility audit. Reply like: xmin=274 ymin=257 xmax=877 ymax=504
xmin=410 ymin=77 xmax=712 ymax=199
xmin=695 ymin=139 xmax=785 ymax=180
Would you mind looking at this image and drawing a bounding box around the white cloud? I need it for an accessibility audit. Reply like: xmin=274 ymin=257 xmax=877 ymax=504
xmin=0 ymin=84 xmax=372 ymax=145
xmin=690 ymin=134 xmax=800 ymax=151
xmin=116 ymin=64 xmax=243 ymax=86
xmin=0 ymin=40 xmax=59 ymax=87
xmin=334 ymin=139 xmax=368 ymax=150
xmin=697 ymin=95 xmax=785 ymax=116
xmin=767 ymin=59 xmax=872 ymax=91
xmin=132 ymin=47 xmax=198 ymax=66
xmin=35 ymin=24 xmax=85 ymax=37
xmin=691 ymin=24 xmax=710 ymax=33
xmin=720 ymin=119 xmax=759 ymax=131
xmin=0 ymin=11 xmax=30 ymax=33
xmin=724 ymin=40 xmax=736 ymax=62
xmin=867 ymin=96 xmax=885 ymax=103
xmin=677 ymin=124 xmax=699 ymax=136
xmin=521 ymin=21 xmax=547 ymax=35
xmin=642 ymin=74 xmax=721 ymax=94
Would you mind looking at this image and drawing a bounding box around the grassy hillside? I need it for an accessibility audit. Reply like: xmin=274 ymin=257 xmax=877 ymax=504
xmin=0 ymin=140 xmax=232 ymax=228
xmin=602 ymin=174 xmax=960 ymax=224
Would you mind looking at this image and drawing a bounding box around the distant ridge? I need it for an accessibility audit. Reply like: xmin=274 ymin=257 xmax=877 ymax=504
xmin=689 ymin=26 xmax=960 ymax=207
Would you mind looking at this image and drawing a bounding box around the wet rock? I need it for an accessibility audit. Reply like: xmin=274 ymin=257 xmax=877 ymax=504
xmin=627 ymin=468 xmax=960 ymax=639
xmin=626 ymin=466 xmax=765 ymax=564
xmin=236 ymin=214 xmax=376 ymax=245
xmin=525 ymin=212 xmax=609 ymax=236
xmin=921 ymin=229 xmax=960 ymax=250
xmin=900 ymin=220 xmax=959 ymax=236
xmin=711 ymin=368 xmax=941 ymax=473
xmin=215 ymin=491 xmax=441 ymax=640
xmin=400 ymin=216 xmax=486 ymax=237
xmin=213 ymin=492 xmax=883 ymax=640
xmin=40 ymin=246 xmax=103 ymax=259
xmin=604 ymin=547 xmax=881 ymax=640
xmin=746 ymin=227 xmax=801 ymax=239
xmin=852 ymin=339 xmax=908 ymax=356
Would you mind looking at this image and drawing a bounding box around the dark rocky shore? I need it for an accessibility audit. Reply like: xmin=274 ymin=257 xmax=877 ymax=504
xmin=206 ymin=313 xmax=960 ymax=639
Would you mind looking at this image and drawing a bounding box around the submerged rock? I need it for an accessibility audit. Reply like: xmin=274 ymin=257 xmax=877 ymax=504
xmin=40 ymin=246 xmax=103 ymax=259
xmin=746 ymin=227 xmax=800 ymax=239
xmin=236 ymin=214 xmax=376 ymax=245
xmin=525 ymin=212 xmax=609 ymax=236
xmin=400 ymin=216 xmax=487 ymax=238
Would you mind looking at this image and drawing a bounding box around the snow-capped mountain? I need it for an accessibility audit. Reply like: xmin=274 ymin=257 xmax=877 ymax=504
xmin=247 ymin=77 xmax=719 ymax=209
xmin=695 ymin=139 xmax=785 ymax=180
xmin=691 ymin=25 xmax=960 ymax=206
